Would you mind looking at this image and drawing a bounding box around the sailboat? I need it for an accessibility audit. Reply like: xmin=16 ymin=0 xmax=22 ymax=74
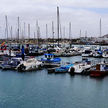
xmin=93 ymin=19 xmax=103 ymax=58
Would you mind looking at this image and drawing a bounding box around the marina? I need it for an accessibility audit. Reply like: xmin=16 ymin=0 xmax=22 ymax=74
xmin=0 ymin=43 xmax=108 ymax=76
xmin=0 ymin=0 xmax=108 ymax=107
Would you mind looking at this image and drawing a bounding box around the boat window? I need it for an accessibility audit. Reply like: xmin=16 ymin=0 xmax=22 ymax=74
xmin=85 ymin=50 xmax=91 ymax=54
xmin=105 ymin=65 xmax=108 ymax=67
xmin=48 ymin=55 xmax=50 ymax=58
xmin=27 ymin=59 xmax=34 ymax=63
xmin=45 ymin=55 xmax=47 ymax=58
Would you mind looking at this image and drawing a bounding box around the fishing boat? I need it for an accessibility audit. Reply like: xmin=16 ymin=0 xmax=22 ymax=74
xmin=0 ymin=57 xmax=22 ymax=70
xmin=17 ymin=57 xmax=42 ymax=72
xmin=41 ymin=53 xmax=61 ymax=68
xmin=90 ymin=63 xmax=108 ymax=77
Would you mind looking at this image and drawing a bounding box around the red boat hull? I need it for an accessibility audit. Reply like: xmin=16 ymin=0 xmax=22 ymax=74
xmin=90 ymin=70 xmax=108 ymax=77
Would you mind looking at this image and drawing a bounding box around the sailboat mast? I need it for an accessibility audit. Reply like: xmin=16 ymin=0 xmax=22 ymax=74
xmin=10 ymin=26 xmax=12 ymax=40
xmin=17 ymin=17 xmax=20 ymax=43
xmin=85 ymin=31 xmax=87 ymax=37
xmin=5 ymin=15 xmax=8 ymax=42
xmin=38 ymin=26 xmax=41 ymax=46
xmin=85 ymin=31 xmax=87 ymax=42
xmin=38 ymin=26 xmax=40 ymax=39
xmin=24 ymin=22 xmax=25 ymax=39
xmin=80 ymin=30 xmax=81 ymax=38
xmin=60 ymin=23 xmax=62 ymax=39
xmin=36 ymin=20 xmax=39 ymax=46
xmin=46 ymin=24 xmax=48 ymax=46
xmin=100 ymin=18 xmax=102 ymax=37
xmin=69 ymin=22 xmax=71 ymax=39
xmin=52 ymin=21 xmax=54 ymax=46
xmin=9 ymin=26 xmax=13 ymax=57
xmin=28 ymin=24 xmax=30 ymax=39
xmin=69 ymin=22 xmax=71 ymax=47
xmin=34 ymin=32 xmax=35 ymax=39
xmin=63 ymin=26 xmax=65 ymax=39
xmin=57 ymin=6 xmax=60 ymax=47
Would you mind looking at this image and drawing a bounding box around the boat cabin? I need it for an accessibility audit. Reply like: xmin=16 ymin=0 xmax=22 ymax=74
xmin=83 ymin=50 xmax=92 ymax=54
xmin=96 ymin=64 xmax=108 ymax=71
xmin=45 ymin=54 xmax=54 ymax=60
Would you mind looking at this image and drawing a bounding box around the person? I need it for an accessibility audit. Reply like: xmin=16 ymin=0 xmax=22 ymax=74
xmin=21 ymin=45 xmax=25 ymax=61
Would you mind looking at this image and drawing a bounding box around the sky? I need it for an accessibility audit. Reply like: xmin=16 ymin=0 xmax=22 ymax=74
xmin=0 ymin=0 xmax=108 ymax=39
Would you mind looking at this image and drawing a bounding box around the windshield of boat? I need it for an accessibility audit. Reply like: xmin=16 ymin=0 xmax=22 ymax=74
xmin=84 ymin=50 xmax=92 ymax=54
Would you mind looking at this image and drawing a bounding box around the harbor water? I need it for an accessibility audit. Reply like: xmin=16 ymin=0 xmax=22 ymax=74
xmin=0 ymin=56 xmax=108 ymax=108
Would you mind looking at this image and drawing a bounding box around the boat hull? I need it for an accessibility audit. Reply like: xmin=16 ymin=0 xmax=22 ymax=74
xmin=90 ymin=70 xmax=108 ymax=77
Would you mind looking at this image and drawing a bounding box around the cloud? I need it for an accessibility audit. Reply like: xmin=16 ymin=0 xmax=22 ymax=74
xmin=0 ymin=0 xmax=108 ymax=39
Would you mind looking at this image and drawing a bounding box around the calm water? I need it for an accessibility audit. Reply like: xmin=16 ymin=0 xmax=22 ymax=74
xmin=0 ymin=56 xmax=108 ymax=108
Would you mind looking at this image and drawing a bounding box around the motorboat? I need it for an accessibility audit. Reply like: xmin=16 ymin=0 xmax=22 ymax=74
xmin=0 ymin=57 xmax=22 ymax=70
xmin=28 ymin=46 xmax=44 ymax=56
xmin=90 ymin=63 xmax=108 ymax=77
xmin=82 ymin=50 xmax=93 ymax=57
xmin=102 ymin=49 xmax=108 ymax=58
xmin=41 ymin=53 xmax=61 ymax=68
xmin=53 ymin=47 xmax=64 ymax=57
xmin=69 ymin=60 xmax=92 ymax=74
xmin=93 ymin=48 xmax=103 ymax=58
xmin=17 ymin=57 xmax=42 ymax=72
xmin=54 ymin=63 xmax=74 ymax=73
